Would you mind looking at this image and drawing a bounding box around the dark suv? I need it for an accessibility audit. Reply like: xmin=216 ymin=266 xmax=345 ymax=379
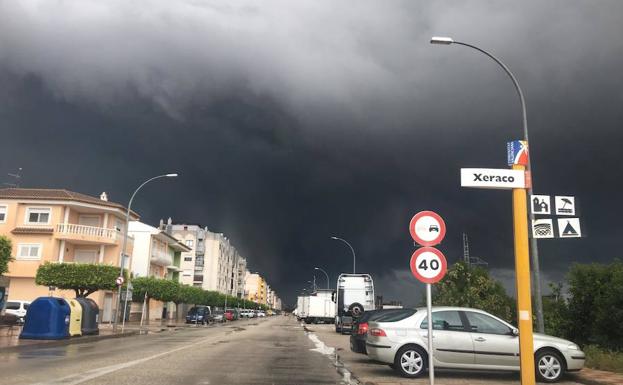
xmin=350 ymin=308 xmax=416 ymax=354
xmin=185 ymin=306 xmax=212 ymax=325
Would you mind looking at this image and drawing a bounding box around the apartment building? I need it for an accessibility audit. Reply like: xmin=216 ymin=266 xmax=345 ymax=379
xmin=203 ymin=232 xmax=244 ymax=296
xmin=162 ymin=221 xmax=206 ymax=287
xmin=0 ymin=188 xmax=138 ymax=322
xmin=236 ymin=257 xmax=248 ymax=298
xmin=128 ymin=221 xmax=190 ymax=320
xmin=244 ymin=272 xmax=267 ymax=304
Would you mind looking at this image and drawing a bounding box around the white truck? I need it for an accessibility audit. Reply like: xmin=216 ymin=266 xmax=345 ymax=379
xmin=296 ymin=295 xmax=309 ymax=321
xmin=334 ymin=273 xmax=375 ymax=333
xmin=303 ymin=289 xmax=335 ymax=324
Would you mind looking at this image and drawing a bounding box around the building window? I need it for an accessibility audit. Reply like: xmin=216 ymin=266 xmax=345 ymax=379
xmin=25 ymin=207 xmax=51 ymax=224
xmin=184 ymin=257 xmax=193 ymax=262
xmin=185 ymin=239 xmax=194 ymax=248
xmin=17 ymin=244 xmax=42 ymax=260
xmin=0 ymin=205 xmax=6 ymax=223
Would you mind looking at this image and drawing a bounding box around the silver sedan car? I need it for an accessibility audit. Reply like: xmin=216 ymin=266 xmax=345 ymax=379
xmin=366 ymin=307 xmax=585 ymax=382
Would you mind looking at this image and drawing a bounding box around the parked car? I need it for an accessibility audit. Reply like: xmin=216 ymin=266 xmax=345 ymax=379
xmin=350 ymin=308 xmax=416 ymax=354
xmin=224 ymin=309 xmax=240 ymax=321
xmin=185 ymin=306 xmax=212 ymax=325
xmin=256 ymin=311 xmax=266 ymax=317
xmin=239 ymin=309 xmax=254 ymax=318
xmin=4 ymin=300 xmax=30 ymax=324
xmin=212 ymin=311 xmax=224 ymax=323
xmin=365 ymin=307 xmax=585 ymax=382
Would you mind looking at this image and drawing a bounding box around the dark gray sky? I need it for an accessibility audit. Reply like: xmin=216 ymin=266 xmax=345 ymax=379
xmin=1 ymin=1 xmax=622 ymax=306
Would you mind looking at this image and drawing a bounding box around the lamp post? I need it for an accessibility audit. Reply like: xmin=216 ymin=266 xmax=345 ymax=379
xmin=431 ymin=36 xmax=539 ymax=385
xmin=113 ymin=173 xmax=178 ymax=333
xmin=330 ymin=236 xmax=356 ymax=274
xmin=429 ymin=36 xmax=544 ymax=332
xmin=314 ymin=267 xmax=330 ymax=289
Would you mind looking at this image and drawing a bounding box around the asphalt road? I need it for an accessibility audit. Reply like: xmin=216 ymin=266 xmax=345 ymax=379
xmin=0 ymin=317 xmax=351 ymax=385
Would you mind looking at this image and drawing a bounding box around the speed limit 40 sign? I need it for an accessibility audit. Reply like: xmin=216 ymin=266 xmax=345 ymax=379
xmin=409 ymin=247 xmax=447 ymax=284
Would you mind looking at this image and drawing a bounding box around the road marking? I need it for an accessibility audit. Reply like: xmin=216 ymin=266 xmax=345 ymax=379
xmin=29 ymin=335 xmax=221 ymax=385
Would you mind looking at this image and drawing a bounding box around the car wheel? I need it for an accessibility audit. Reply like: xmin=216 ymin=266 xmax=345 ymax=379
xmin=394 ymin=345 xmax=427 ymax=378
xmin=535 ymin=349 xmax=565 ymax=383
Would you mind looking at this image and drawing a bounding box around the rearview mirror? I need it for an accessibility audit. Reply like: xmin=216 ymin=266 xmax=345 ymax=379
xmin=511 ymin=328 xmax=519 ymax=336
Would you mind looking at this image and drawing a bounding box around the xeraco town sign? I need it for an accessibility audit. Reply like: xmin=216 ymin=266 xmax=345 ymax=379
xmin=460 ymin=168 xmax=526 ymax=189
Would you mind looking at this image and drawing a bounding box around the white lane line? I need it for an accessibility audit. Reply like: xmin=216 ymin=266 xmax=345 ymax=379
xmin=29 ymin=335 xmax=218 ymax=385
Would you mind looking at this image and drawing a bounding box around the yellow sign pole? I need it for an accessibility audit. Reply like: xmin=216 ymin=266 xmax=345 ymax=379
xmin=512 ymin=164 xmax=536 ymax=385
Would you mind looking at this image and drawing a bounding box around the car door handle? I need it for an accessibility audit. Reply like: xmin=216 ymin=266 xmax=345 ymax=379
xmin=474 ymin=337 xmax=486 ymax=342
xmin=422 ymin=335 xmax=435 ymax=339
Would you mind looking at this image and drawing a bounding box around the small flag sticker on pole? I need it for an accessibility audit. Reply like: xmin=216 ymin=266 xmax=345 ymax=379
xmin=507 ymin=140 xmax=529 ymax=166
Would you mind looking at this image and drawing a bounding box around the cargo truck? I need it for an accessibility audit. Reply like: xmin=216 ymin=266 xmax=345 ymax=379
xmin=303 ymin=289 xmax=335 ymax=324
xmin=334 ymin=273 xmax=375 ymax=333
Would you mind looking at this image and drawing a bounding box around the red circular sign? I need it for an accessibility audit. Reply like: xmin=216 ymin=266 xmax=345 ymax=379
xmin=409 ymin=211 xmax=446 ymax=246
xmin=410 ymin=247 xmax=447 ymax=284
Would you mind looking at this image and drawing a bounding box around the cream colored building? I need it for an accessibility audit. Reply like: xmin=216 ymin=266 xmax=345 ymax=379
xmin=244 ymin=272 xmax=267 ymax=304
xmin=128 ymin=221 xmax=190 ymax=321
xmin=0 ymin=188 xmax=138 ymax=322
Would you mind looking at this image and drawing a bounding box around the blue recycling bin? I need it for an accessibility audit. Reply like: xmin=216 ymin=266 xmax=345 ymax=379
xmin=20 ymin=297 xmax=70 ymax=340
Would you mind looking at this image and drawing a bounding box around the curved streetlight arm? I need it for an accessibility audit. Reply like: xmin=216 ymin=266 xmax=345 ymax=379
xmin=331 ymin=236 xmax=356 ymax=274
xmin=452 ymin=41 xmax=529 ymax=150
xmin=432 ymin=38 xmax=544 ymax=333
xmin=314 ymin=267 xmax=330 ymax=289
xmin=114 ymin=173 xmax=177 ymax=332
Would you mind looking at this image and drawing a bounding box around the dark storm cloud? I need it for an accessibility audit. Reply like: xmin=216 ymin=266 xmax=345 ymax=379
xmin=1 ymin=1 xmax=623 ymax=305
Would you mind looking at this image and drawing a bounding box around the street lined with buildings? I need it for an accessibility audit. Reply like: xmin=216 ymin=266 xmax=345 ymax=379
xmin=0 ymin=187 xmax=281 ymax=325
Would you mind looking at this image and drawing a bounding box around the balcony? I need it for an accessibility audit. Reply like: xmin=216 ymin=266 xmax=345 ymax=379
xmin=55 ymin=223 xmax=123 ymax=245
xmin=151 ymin=251 xmax=173 ymax=267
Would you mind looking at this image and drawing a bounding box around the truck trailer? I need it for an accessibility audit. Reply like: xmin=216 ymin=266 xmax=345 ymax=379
xmin=303 ymin=289 xmax=335 ymax=324
xmin=334 ymin=273 xmax=375 ymax=333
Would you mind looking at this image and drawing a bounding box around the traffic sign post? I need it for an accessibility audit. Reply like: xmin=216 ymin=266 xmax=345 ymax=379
xmin=409 ymin=211 xmax=448 ymax=385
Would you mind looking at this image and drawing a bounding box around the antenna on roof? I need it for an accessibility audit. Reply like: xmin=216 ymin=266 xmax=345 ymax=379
xmin=4 ymin=167 xmax=23 ymax=188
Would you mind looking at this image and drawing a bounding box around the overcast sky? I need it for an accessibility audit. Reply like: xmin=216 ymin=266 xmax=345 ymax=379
xmin=1 ymin=1 xmax=622 ymax=306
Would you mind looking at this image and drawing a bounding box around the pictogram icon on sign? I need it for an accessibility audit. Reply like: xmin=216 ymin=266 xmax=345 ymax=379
xmin=409 ymin=211 xmax=446 ymax=246
xmin=558 ymin=218 xmax=581 ymax=238
xmin=410 ymin=247 xmax=448 ymax=284
xmin=116 ymin=277 xmax=124 ymax=286
xmin=555 ymin=196 xmax=576 ymax=216
xmin=532 ymin=219 xmax=554 ymax=239
xmin=531 ymin=195 xmax=551 ymax=215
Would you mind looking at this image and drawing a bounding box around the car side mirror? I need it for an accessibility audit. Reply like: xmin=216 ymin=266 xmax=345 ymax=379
xmin=511 ymin=328 xmax=519 ymax=336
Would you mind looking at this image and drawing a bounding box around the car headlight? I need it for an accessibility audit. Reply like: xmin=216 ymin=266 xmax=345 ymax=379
xmin=567 ymin=344 xmax=579 ymax=350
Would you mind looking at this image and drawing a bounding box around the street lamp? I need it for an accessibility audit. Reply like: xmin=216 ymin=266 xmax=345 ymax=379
xmin=330 ymin=236 xmax=356 ymax=274
xmin=431 ymin=36 xmax=542 ymax=384
xmin=314 ymin=267 xmax=330 ymax=289
xmin=113 ymin=173 xmax=178 ymax=332
xmin=429 ymin=36 xmax=544 ymax=333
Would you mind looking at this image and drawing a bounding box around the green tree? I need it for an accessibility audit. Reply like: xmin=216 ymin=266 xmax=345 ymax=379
xmin=542 ymin=282 xmax=570 ymax=338
xmin=131 ymin=277 xmax=180 ymax=302
xmin=35 ymin=262 xmax=126 ymax=297
xmin=567 ymin=261 xmax=623 ymax=349
xmin=0 ymin=236 xmax=12 ymax=276
xmin=432 ymin=261 xmax=515 ymax=322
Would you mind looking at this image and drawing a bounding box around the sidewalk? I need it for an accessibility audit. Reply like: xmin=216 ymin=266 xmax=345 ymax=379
xmin=0 ymin=320 xmax=202 ymax=352
xmin=570 ymin=368 xmax=623 ymax=385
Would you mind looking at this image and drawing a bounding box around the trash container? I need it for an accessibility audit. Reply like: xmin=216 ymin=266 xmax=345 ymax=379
xmin=75 ymin=297 xmax=99 ymax=335
xmin=66 ymin=299 xmax=82 ymax=337
xmin=20 ymin=297 xmax=70 ymax=340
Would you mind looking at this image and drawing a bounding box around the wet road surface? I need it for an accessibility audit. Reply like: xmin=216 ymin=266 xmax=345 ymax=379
xmin=0 ymin=317 xmax=351 ymax=385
